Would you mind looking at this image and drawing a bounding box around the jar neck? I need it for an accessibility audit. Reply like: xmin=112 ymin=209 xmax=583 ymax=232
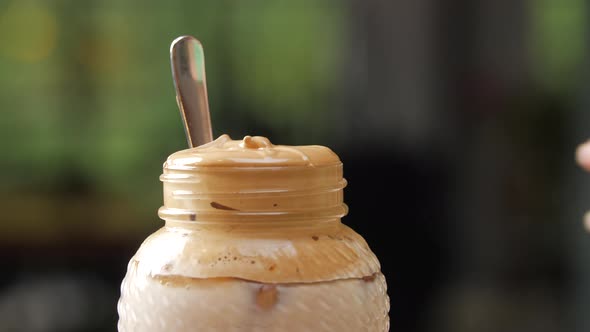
xmin=158 ymin=164 xmax=348 ymax=226
xmin=162 ymin=217 xmax=344 ymax=234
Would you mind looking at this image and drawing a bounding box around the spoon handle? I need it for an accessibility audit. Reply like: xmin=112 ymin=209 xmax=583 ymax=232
xmin=170 ymin=36 xmax=213 ymax=148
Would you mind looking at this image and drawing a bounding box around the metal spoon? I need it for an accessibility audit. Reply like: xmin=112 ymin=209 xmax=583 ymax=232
xmin=170 ymin=35 xmax=213 ymax=148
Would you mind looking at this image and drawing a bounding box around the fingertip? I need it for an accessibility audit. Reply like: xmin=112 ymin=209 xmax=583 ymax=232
xmin=576 ymin=141 xmax=590 ymax=171
xmin=584 ymin=211 xmax=590 ymax=232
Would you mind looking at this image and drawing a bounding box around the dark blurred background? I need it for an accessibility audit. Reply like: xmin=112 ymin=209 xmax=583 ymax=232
xmin=1 ymin=0 xmax=590 ymax=331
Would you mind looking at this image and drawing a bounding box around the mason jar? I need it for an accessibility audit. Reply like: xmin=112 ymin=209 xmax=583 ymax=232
xmin=117 ymin=135 xmax=390 ymax=331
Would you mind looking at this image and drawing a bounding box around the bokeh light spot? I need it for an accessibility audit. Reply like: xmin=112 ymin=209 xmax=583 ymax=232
xmin=0 ymin=1 xmax=58 ymax=62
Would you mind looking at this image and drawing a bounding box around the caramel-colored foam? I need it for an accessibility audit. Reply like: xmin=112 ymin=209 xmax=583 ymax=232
xmin=164 ymin=134 xmax=341 ymax=169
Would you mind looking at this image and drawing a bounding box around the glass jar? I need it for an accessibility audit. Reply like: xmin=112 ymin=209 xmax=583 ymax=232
xmin=117 ymin=135 xmax=390 ymax=331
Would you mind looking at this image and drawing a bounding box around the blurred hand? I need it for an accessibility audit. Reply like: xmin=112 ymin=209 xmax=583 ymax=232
xmin=577 ymin=141 xmax=590 ymax=172
xmin=577 ymin=141 xmax=590 ymax=229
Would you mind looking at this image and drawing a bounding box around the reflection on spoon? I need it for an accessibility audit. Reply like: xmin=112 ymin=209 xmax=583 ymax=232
xmin=170 ymin=35 xmax=213 ymax=148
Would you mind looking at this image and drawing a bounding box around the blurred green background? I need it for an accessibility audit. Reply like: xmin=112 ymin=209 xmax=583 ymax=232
xmin=2 ymin=0 xmax=590 ymax=331
xmin=0 ymin=0 xmax=346 ymax=239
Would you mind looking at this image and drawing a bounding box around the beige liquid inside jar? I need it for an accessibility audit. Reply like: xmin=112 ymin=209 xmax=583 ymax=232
xmin=117 ymin=135 xmax=390 ymax=331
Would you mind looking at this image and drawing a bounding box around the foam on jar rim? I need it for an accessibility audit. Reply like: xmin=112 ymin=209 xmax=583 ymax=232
xmin=164 ymin=134 xmax=342 ymax=169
